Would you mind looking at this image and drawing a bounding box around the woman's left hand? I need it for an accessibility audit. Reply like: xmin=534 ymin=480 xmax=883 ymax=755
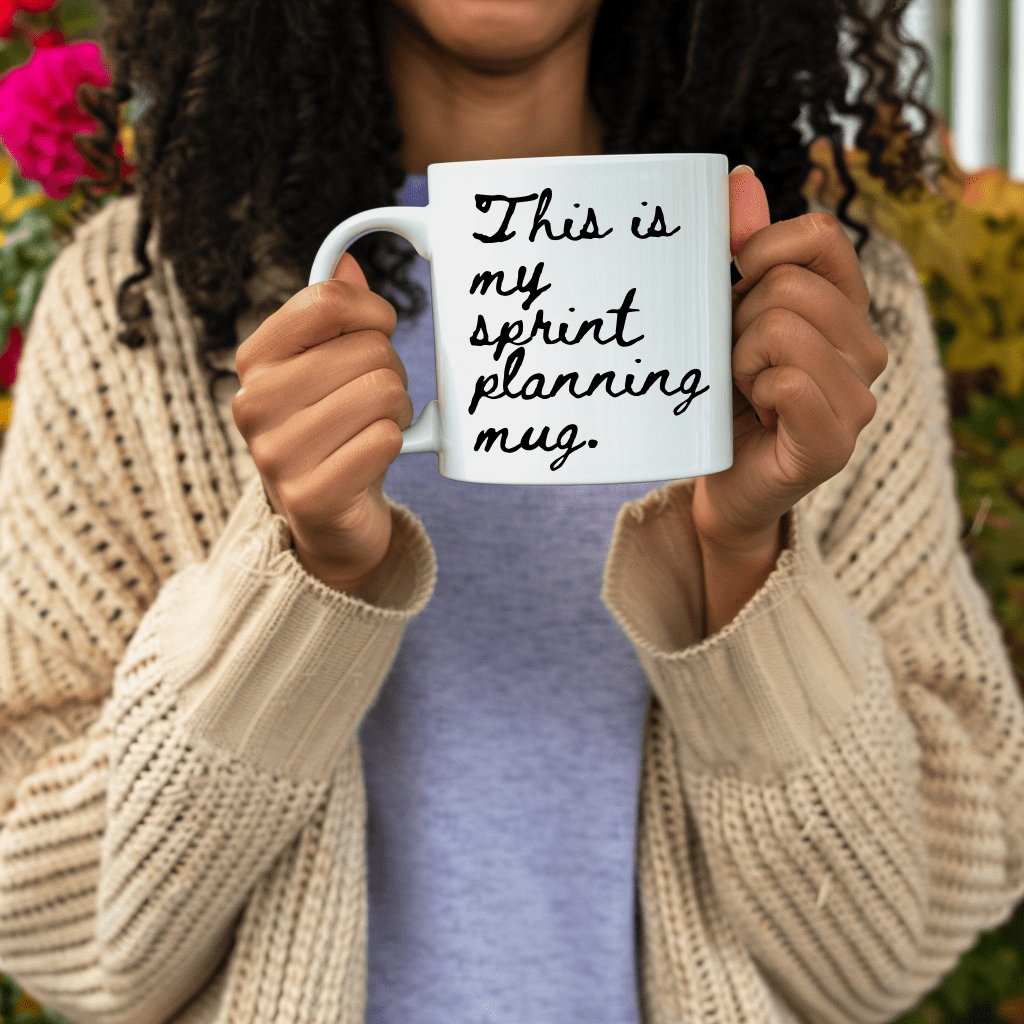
xmin=691 ymin=168 xmax=889 ymax=554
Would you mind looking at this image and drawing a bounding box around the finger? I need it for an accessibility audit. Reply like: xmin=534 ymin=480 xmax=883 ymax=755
xmin=733 ymin=263 xmax=888 ymax=387
xmin=333 ymin=250 xmax=368 ymax=288
xmin=277 ymin=418 xmax=406 ymax=528
xmin=750 ymin=363 xmax=859 ymax=485
xmin=729 ymin=166 xmax=770 ymax=258
xmin=232 ymin=329 xmax=409 ymax=437
xmin=250 ymin=367 xmax=413 ymax=481
xmin=237 ymin=269 xmax=398 ymax=381
xmin=732 ymin=211 xmax=870 ymax=317
xmin=733 ymin=306 xmax=878 ymax=436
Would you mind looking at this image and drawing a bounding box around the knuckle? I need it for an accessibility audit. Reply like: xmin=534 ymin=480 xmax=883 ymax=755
xmin=230 ymin=388 xmax=253 ymax=435
xmin=762 ymin=263 xmax=804 ymax=305
xmin=869 ymin=336 xmax=889 ymax=378
xmin=246 ymin=432 xmax=282 ymax=478
xmin=859 ymin=387 xmax=878 ymax=427
xmin=369 ymin=292 xmax=400 ymax=335
xmin=324 ymin=281 xmax=398 ymax=336
xmin=358 ymin=330 xmax=397 ymax=368
xmin=312 ymin=282 xmax=351 ymax=332
xmin=295 ymin=280 xmax=336 ymax=317
xmin=297 ymin=280 xmax=352 ymax=329
xmin=372 ymin=417 xmax=405 ymax=460
xmin=801 ymin=210 xmax=842 ymax=241
xmin=275 ymin=475 xmax=314 ymax=519
xmin=374 ymin=414 xmax=404 ymax=443
xmin=363 ymin=366 xmax=408 ymax=404
xmin=775 ymin=364 xmax=810 ymax=401
xmin=234 ymin=336 xmax=261 ymax=381
xmin=757 ymin=304 xmax=797 ymax=341
xmin=397 ymin=391 xmax=414 ymax=430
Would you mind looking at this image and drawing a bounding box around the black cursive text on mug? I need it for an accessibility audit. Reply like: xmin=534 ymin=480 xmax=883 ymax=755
xmin=473 ymin=189 xmax=613 ymax=243
xmin=630 ymin=202 xmax=681 ymax=239
xmin=469 ymin=289 xmax=644 ymax=362
xmin=467 ymin=347 xmax=710 ymax=417
xmin=469 ymin=262 xmax=551 ymax=310
xmin=473 ymin=421 xmax=596 ymax=471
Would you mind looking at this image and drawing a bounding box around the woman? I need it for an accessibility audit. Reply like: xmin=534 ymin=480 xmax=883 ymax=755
xmin=0 ymin=1 xmax=1021 ymax=1022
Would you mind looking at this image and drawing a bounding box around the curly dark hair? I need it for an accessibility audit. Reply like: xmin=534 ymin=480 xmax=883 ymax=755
xmin=80 ymin=0 xmax=933 ymax=362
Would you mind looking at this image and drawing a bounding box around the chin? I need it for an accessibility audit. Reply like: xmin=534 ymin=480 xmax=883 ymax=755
xmin=389 ymin=0 xmax=602 ymax=66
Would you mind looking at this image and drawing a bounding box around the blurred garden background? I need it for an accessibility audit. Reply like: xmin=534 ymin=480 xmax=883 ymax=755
xmin=1 ymin=0 xmax=1024 ymax=1021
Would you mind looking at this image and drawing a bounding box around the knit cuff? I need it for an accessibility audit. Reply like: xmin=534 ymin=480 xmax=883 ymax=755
xmin=603 ymin=480 xmax=870 ymax=780
xmin=153 ymin=475 xmax=436 ymax=781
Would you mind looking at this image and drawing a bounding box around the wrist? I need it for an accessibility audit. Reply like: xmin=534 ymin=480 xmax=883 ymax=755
xmin=690 ymin=476 xmax=788 ymax=556
xmin=694 ymin=517 xmax=784 ymax=559
xmin=294 ymin=548 xmax=390 ymax=601
xmin=696 ymin=514 xmax=787 ymax=635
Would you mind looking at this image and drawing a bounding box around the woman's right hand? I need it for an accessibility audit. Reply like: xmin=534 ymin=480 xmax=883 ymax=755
xmin=231 ymin=252 xmax=413 ymax=597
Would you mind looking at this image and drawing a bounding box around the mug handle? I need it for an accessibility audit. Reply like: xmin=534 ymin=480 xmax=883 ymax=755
xmin=308 ymin=206 xmax=440 ymax=454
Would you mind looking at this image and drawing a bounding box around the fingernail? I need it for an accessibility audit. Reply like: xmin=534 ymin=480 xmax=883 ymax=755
xmin=731 ymin=258 xmax=743 ymax=285
xmin=731 ymin=164 xmax=755 ymax=176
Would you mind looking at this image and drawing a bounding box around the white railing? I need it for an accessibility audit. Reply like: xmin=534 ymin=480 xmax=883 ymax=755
xmin=897 ymin=0 xmax=1022 ymax=173
xmin=1011 ymin=0 xmax=1024 ymax=173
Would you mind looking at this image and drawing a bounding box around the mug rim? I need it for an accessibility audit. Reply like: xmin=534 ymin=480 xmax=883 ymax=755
xmin=426 ymin=152 xmax=727 ymax=174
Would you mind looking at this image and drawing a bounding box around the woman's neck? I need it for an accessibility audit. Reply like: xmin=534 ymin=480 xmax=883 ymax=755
xmin=385 ymin=3 xmax=603 ymax=173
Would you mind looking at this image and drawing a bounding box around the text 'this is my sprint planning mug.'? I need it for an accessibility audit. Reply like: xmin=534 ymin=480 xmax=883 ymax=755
xmin=309 ymin=153 xmax=732 ymax=485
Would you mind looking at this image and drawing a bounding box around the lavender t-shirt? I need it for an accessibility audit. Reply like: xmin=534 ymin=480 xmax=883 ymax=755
xmin=358 ymin=175 xmax=663 ymax=1024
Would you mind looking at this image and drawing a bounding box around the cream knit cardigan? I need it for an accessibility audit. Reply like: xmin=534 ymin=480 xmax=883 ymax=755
xmin=0 ymin=195 xmax=1022 ymax=1024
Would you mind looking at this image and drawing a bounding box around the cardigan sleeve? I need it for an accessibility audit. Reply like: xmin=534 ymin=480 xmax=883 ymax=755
xmin=602 ymin=233 xmax=1024 ymax=1022
xmin=0 ymin=197 xmax=436 ymax=1024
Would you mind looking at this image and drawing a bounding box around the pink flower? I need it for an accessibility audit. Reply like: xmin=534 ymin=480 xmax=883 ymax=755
xmin=0 ymin=42 xmax=111 ymax=200
xmin=32 ymin=27 xmax=66 ymax=48
xmin=0 ymin=326 xmax=22 ymax=388
xmin=1 ymin=0 xmax=58 ymax=38
xmin=0 ymin=0 xmax=17 ymax=37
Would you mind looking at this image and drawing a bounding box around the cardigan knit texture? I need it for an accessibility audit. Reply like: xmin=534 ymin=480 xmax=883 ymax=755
xmin=0 ymin=195 xmax=1022 ymax=1024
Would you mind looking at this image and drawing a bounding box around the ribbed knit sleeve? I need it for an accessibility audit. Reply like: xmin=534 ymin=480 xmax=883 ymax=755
xmin=0 ymin=197 xmax=436 ymax=1024
xmin=603 ymin=234 xmax=1024 ymax=1022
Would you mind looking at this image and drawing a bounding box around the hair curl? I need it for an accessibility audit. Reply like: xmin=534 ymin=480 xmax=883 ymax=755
xmin=81 ymin=0 xmax=933 ymax=363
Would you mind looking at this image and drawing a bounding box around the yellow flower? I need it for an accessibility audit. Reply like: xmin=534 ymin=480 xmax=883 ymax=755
xmin=13 ymin=987 xmax=41 ymax=1014
xmin=804 ymin=128 xmax=1024 ymax=394
xmin=120 ymin=123 xmax=135 ymax=164
xmin=0 ymin=154 xmax=46 ymax=225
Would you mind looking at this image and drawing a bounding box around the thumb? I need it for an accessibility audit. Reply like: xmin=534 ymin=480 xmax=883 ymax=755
xmin=332 ymin=251 xmax=369 ymax=289
xmin=729 ymin=165 xmax=770 ymax=261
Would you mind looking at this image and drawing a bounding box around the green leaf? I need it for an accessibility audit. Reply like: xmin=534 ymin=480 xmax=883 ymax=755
xmin=0 ymin=974 xmax=18 ymax=1018
xmin=890 ymin=1000 xmax=946 ymax=1024
xmin=939 ymin=962 xmax=977 ymax=1014
xmin=935 ymin=317 xmax=958 ymax=356
xmin=56 ymin=0 xmax=103 ymax=38
xmin=980 ymin=295 xmax=1006 ymax=338
xmin=21 ymin=237 xmax=60 ymax=269
xmin=1000 ymin=445 xmax=1024 ymax=476
xmin=965 ymin=468 xmax=1001 ymax=491
xmin=13 ymin=269 xmax=43 ymax=324
xmin=0 ymin=246 xmax=21 ymax=296
xmin=927 ymin=273 xmax=954 ymax=306
xmin=0 ymin=38 xmax=30 ymax=77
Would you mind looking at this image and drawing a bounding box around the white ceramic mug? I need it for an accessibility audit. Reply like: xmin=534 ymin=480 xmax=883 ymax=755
xmin=309 ymin=153 xmax=732 ymax=485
